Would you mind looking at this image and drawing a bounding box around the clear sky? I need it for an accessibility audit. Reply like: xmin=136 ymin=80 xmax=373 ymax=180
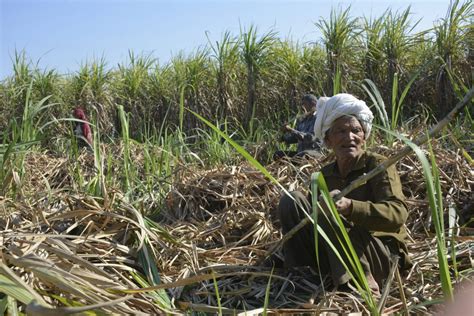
xmin=1 ymin=0 xmax=451 ymax=79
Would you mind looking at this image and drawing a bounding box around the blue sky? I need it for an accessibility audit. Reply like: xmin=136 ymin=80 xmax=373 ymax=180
xmin=1 ymin=0 xmax=451 ymax=79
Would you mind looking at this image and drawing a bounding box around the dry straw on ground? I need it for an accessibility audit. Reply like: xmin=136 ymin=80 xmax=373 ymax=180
xmin=0 ymin=140 xmax=473 ymax=314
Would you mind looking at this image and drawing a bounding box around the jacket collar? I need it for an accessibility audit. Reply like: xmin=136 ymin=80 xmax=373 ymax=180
xmin=325 ymin=151 xmax=368 ymax=177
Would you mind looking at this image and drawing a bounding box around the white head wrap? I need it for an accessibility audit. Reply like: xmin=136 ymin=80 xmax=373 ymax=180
xmin=316 ymin=96 xmax=330 ymax=110
xmin=314 ymin=93 xmax=374 ymax=144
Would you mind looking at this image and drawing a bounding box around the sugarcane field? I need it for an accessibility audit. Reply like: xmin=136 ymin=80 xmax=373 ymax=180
xmin=1 ymin=1 xmax=473 ymax=315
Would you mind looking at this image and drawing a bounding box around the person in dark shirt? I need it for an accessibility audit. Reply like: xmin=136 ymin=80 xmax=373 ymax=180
xmin=274 ymin=94 xmax=326 ymax=160
xmin=278 ymin=93 xmax=410 ymax=295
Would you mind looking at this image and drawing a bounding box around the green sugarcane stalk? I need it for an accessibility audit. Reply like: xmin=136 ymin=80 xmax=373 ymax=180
xmin=268 ymin=86 xmax=474 ymax=257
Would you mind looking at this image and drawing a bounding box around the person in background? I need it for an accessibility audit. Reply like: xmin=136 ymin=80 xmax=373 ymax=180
xmin=274 ymin=94 xmax=327 ymax=160
xmin=72 ymin=107 xmax=93 ymax=148
xmin=277 ymin=93 xmax=410 ymax=295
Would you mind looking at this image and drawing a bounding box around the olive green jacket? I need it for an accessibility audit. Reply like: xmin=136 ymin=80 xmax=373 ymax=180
xmin=320 ymin=151 xmax=411 ymax=267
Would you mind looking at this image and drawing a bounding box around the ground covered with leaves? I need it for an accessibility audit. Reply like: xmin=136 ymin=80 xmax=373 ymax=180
xmin=0 ymin=140 xmax=473 ymax=315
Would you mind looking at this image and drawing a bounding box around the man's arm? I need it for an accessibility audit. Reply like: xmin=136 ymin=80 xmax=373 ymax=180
xmin=348 ymin=164 xmax=408 ymax=232
xmin=281 ymin=125 xmax=302 ymax=144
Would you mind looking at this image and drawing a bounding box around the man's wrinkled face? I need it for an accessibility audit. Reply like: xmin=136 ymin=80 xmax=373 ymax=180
xmin=325 ymin=116 xmax=365 ymax=160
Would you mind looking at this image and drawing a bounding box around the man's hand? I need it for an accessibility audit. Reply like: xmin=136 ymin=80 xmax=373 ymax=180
xmin=318 ymin=190 xmax=352 ymax=217
xmin=330 ymin=190 xmax=352 ymax=217
xmin=281 ymin=124 xmax=292 ymax=132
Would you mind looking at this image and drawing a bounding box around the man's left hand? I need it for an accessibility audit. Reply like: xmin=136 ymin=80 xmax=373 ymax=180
xmin=329 ymin=190 xmax=352 ymax=217
xmin=281 ymin=124 xmax=292 ymax=132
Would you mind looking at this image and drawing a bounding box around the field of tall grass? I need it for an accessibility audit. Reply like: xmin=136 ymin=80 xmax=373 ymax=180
xmin=0 ymin=1 xmax=472 ymax=314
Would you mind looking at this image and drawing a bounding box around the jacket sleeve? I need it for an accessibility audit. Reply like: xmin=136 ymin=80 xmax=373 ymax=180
xmin=348 ymin=164 xmax=408 ymax=232
xmin=281 ymin=131 xmax=299 ymax=144
xmin=301 ymin=132 xmax=315 ymax=143
xmin=81 ymin=123 xmax=93 ymax=145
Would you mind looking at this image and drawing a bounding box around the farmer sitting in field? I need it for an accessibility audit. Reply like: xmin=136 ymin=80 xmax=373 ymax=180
xmin=273 ymin=94 xmax=325 ymax=160
xmin=277 ymin=93 xmax=410 ymax=295
xmin=73 ymin=107 xmax=93 ymax=148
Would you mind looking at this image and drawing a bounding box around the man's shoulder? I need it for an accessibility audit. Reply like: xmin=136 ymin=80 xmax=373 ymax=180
xmin=364 ymin=151 xmax=387 ymax=164
xmin=364 ymin=151 xmax=402 ymax=178
xmin=320 ymin=160 xmax=336 ymax=175
xmin=297 ymin=112 xmax=316 ymax=122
